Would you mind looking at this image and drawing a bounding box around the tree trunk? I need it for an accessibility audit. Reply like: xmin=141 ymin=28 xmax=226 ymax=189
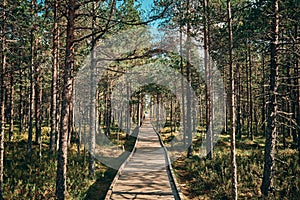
xmin=9 ymin=68 xmax=14 ymax=141
xmin=107 ymin=82 xmax=112 ymax=136
xmin=261 ymin=0 xmax=279 ymax=196
xmin=227 ymin=0 xmax=237 ymax=199
xmin=89 ymin=1 xmax=96 ymax=177
xmin=56 ymin=0 xmax=75 ymax=198
xmin=203 ymin=0 xmax=213 ymax=159
xmin=56 ymin=76 xmax=62 ymax=151
xmin=261 ymin=51 xmax=266 ymax=136
xmin=35 ymin=63 xmax=42 ymax=146
xmin=27 ymin=0 xmax=36 ymax=158
xmin=98 ymin=90 xmax=102 ymax=133
xmin=186 ymin=0 xmax=193 ymax=157
xmin=0 ymin=1 xmax=7 ymax=197
xmin=68 ymin=83 xmax=74 ymax=146
xmin=35 ymin=72 xmax=42 ymax=160
xmin=235 ymin=63 xmax=242 ymax=139
xmin=156 ymin=93 xmax=159 ymax=130
xmin=294 ymin=25 xmax=300 ymax=165
xmin=236 ymin=63 xmax=242 ymax=139
xmin=19 ymin=57 xmax=24 ymax=133
xmin=50 ymin=0 xmax=59 ymax=153
xmin=248 ymin=43 xmax=253 ymax=140
xmin=179 ymin=21 xmax=186 ymax=147
xmin=137 ymin=94 xmax=141 ymax=126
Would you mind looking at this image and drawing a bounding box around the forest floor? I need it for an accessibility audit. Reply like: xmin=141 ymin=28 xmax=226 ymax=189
xmin=3 ymin=125 xmax=299 ymax=199
xmin=159 ymin=127 xmax=300 ymax=200
xmin=3 ymin=125 xmax=136 ymax=199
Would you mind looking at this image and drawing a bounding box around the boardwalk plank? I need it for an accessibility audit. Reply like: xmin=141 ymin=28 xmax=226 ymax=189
xmin=108 ymin=120 xmax=175 ymax=200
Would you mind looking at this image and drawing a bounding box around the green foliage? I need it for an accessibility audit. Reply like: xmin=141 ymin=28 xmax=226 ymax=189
xmin=3 ymin=138 xmax=103 ymax=199
xmin=172 ymin=134 xmax=300 ymax=199
xmin=2 ymin=122 xmax=137 ymax=199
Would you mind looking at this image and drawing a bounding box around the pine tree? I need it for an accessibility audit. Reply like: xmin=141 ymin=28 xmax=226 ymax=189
xmin=56 ymin=0 xmax=76 ymax=198
xmin=261 ymin=0 xmax=279 ymax=196
xmin=227 ymin=0 xmax=237 ymax=199
xmin=0 ymin=0 xmax=7 ymax=198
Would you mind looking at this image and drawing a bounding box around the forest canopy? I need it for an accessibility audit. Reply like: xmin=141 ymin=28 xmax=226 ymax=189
xmin=0 ymin=0 xmax=299 ymax=199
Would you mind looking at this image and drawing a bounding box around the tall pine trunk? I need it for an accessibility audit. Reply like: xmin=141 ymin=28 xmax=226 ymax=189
xmin=9 ymin=68 xmax=14 ymax=141
xmin=56 ymin=0 xmax=75 ymax=198
xmin=247 ymin=43 xmax=253 ymax=140
xmin=186 ymin=0 xmax=193 ymax=157
xmin=236 ymin=63 xmax=242 ymax=139
xmin=0 ymin=1 xmax=7 ymax=198
xmin=293 ymin=24 xmax=300 ymax=165
xmin=261 ymin=51 xmax=266 ymax=136
xmin=203 ymin=0 xmax=213 ymax=159
xmin=261 ymin=0 xmax=279 ymax=196
xmin=35 ymin=63 xmax=42 ymax=145
xmin=227 ymin=0 xmax=237 ymax=199
xmin=50 ymin=0 xmax=59 ymax=153
xmin=18 ymin=51 xmax=25 ymax=134
xmin=27 ymin=0 xmax=37 ymax=158
xmin=179 ymin=21 xmax=186 ymax=147
xmin=88 ymin=1 xmax=96 ymax=177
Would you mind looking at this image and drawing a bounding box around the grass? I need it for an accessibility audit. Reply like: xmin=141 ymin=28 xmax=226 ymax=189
xmin=2 ymin=124 xmax=138 ymax=200
xmin=158 ymin=126 xmax=300 ymax=200
xmin=5 ymin=122 xmax=299 ymax=199
xmin=4 ymin=140 xmax=94 ymax=199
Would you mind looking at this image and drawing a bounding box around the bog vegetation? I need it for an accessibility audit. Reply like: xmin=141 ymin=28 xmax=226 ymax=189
xmin=0 ymin=0 xmax=299 ymax=199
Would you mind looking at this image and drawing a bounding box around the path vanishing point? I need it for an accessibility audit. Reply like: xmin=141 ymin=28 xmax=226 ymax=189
xmin=105 ymin=118 xmax=183 ymax=200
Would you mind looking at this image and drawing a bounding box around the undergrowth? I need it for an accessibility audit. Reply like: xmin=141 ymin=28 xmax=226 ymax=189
xmin=2 ymin=125 xmax=137 ymax=199
xmin=160 ymin=126 xmax=300 ymax=200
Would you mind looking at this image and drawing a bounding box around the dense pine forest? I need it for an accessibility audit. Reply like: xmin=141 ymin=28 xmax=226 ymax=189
xmin=0 ymin=0 xmax=299 ymax=199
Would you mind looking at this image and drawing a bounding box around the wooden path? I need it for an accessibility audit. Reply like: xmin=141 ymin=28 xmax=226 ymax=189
xmin=105 ymin=119 xmax=182 ymax=200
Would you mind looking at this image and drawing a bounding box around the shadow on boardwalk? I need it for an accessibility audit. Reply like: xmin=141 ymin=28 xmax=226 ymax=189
xmin=107 ymin=120 xmax=175 ymax=200
xmin=84 ymin=131 xmax=138 ymax=200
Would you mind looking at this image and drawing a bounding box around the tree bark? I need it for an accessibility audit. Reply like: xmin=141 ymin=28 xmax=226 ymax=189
xmin=227 ymin=0 xmax=238 ymax=199
xmin=19 ymin=56 xmax=24 ymax=133
xmin=9 ymin=67 xmax=14 ymax=141
xmin=27 ymin=0 xmax=37 ymax=158
xmin=248 ymin=42 xmax=253 ymax=140
xmin=294 ymin=25 xmax=300 ymax=165
xmin=56 ymin=0 xmax=75 ymax=198
xmin=186 ymin=0 xmax=193 ymax=157
xmin=35 ymin=72 xmax=42 ymax=160
xmin=236 ymin=63 xmax=242 ymax=139
xmin=203 ymin=0 xmax=213 ymax=159
xmin=89 ymin=1 xmax=96 ymax=177
xmin=261 ymin=0 xmax=279 ymax=196
xmin=50 ymin=0 xmax=59 ymax=153
xmin=0 ymin=1 xmax=7 ymax=198
xmin=35 ymin=61 xmax=42 ymax=146
xmin=261 ymin=51 xmax=266 ymax=136
xmin=179 ymin=17 xmax=186 ymax=148
xmin=67 ymin=82 xmax=74 ymax=146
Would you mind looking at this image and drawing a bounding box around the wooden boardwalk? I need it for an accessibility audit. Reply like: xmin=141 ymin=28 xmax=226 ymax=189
xmin=105 ymin=119 xmax=182 ymax=200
